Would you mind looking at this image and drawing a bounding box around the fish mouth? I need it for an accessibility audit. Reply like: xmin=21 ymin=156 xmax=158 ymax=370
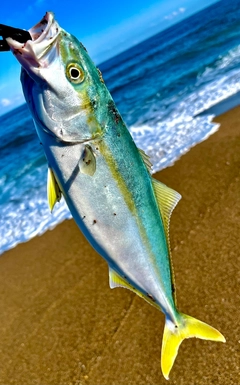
xmin=6 ymin=12 xmax=60 ymax=68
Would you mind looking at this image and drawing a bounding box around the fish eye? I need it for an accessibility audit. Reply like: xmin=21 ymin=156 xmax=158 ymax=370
xmin=66 ymin=63 xmax=84 ymax=84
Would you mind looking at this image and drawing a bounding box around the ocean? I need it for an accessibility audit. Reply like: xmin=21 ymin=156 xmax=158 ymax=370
xmin=1 ymin=0 xmax=240 ymax=254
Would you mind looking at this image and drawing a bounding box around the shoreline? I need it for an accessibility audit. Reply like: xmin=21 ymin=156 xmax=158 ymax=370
xmin=0 ymin=106 xmax=240 ymax=384
xmin=1 ymin=90 xmax=239 ymax=256
xmin=195 ymin=91 xmax=240 ymax=117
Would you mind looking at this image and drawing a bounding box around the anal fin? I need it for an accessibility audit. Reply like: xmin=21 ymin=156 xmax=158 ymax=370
xmin=109 ymin=267 xmax=133 ymax=290
xmin=109 ymin=267 xmax=160 ymax=310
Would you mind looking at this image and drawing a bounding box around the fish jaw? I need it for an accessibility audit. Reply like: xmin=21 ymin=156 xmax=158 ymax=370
xmin=7 ymin=12 xmax=105 ymax=143
xmin=6 ymin=12 xmax=61 ymax=79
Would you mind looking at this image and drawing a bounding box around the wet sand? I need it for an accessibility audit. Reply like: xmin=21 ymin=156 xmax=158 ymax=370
xmin=0 ymin=107 xmax=239 ymax=384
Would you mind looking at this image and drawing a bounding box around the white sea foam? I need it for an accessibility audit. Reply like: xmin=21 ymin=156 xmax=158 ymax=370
xmin=130 ymin=115 xmax=219 ymax=173
xmin=0 ymin=188 xmax=71 ymax=253
xmin=0 ymin=73 xmax=237 ymax=255
xmin=130 ymin=66 xmax=240 ymax=172
xmin=2 ymin=40 xmax=240 ymax=254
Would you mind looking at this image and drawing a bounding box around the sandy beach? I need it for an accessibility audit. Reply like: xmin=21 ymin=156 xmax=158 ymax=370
xmin=0 ymin=106 xmax=239 ymax=385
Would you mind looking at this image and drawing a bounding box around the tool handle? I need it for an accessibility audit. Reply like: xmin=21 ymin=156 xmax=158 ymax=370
xmin=0 ymin=24 xmax=32 ymax=43
xmin=0 ymin=39 xmax=10 ymax=51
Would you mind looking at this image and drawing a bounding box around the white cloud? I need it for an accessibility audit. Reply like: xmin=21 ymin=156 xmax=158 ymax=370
xmin=1 ymin=98 xmax=12 ymax=107
xmin=0 ymin=92 xmax=25 ymax=116
xmin=164 ymin=7 xmax=186 ymax=20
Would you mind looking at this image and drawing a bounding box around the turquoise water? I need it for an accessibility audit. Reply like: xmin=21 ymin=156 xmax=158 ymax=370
xmin=1 ymin=0 xmax=240 ymax=253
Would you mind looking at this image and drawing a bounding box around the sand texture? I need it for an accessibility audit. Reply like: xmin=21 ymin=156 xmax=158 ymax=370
xmin=0 ymin=107 xmax=239 ymax=384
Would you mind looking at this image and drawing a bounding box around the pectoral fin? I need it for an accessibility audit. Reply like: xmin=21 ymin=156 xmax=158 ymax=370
xmin=79 ymin=144 xmax=96 ymax=176
xmin=47 ymin=168 xmax=62 ymax=212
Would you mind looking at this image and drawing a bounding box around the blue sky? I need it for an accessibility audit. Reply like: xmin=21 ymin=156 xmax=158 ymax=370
xmin=0 ymin=0 xmax=219 ymax=115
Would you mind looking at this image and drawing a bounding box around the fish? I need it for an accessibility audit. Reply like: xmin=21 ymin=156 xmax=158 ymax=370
xmin=6 ymin=12 xmax=225 ymax=379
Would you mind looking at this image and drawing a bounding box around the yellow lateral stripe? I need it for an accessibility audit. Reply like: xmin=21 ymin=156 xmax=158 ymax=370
xmin=99 ymin=140 xmax=166 ymax=284
xmin=98 ymin=140 xmax=138 ymax=214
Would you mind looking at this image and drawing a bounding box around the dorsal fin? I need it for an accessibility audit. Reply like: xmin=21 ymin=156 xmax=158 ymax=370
xmin=152 ymin=179 xmax=181 ymax=303
xmin=152 ymin=179 xmax=181 ymax=244
xmin=47 ymin=167 xmax=62 ymax=212
xmin=138 ymin=148 xmax=152 ymax=173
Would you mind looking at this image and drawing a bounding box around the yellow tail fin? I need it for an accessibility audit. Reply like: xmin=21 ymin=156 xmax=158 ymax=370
xmin=161 ymin=312 xmax=225 ymax=380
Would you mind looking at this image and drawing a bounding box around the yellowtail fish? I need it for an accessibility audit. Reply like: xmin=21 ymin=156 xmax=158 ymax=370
xmin=6 ymin=12 xmax=225 ymax=379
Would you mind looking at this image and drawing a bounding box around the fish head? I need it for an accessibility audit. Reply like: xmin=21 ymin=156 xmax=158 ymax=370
xmin=6 ymin=12 xmax=107 ymax=143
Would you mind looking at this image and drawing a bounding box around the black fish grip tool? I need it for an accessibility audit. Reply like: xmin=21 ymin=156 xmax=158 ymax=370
xmin=0 ymin=24 xmax=32 ymax=51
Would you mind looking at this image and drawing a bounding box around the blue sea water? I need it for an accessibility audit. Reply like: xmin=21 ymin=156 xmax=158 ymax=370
xmin=1 ymin=0 xmax=240 ymax=253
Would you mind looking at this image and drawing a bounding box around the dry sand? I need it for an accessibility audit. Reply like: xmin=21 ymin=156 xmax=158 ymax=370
xmin=0 ymin=107 xmax=239 ymax=385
